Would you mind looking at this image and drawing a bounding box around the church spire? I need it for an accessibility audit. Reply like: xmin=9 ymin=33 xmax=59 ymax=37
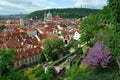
xmin=44 ymin=11 xmax=47 ymax=21
xmin=81 ymin=4 xmax=82 ymax=8
xmin=20 ymin=12 xmax=23 ymax=26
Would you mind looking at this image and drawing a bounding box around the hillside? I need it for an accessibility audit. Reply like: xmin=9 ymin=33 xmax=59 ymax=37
xmin=27 ymin=8 xmax=101 ymax=20
xmin=0 ymin=14 xmax=27 ymax=20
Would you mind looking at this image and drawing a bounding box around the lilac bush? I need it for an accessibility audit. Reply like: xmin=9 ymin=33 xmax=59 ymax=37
xmin=82 ymin=43 xmax=111 ymax=69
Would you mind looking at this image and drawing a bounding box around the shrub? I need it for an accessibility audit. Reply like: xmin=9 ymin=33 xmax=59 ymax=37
xmin=82 ymin=45 xmax=89 ymax=54
xmin=34 ymin=67 xmax=44 ymax=78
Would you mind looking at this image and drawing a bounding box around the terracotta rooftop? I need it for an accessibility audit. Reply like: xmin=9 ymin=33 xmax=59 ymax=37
xmin=15 ymin=47 xmax=42 ymax=61
xmin=1 ymin=39 xmax=22 ymax=49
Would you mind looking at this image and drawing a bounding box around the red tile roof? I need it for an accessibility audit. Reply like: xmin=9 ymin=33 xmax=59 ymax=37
xmin=38 ymin=34 xmax=48 ymax=40
xmin=15 ymin=48 xmax=42 ymax=61
xmin=1 ymin=39 xmax=22 ymax=49
xmin=47 ymin=34 xmax=58 ymax=39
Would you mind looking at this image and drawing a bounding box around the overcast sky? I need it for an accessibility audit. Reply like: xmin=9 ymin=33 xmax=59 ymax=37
xmin=0 ymin=0 xmax=108 ymax=15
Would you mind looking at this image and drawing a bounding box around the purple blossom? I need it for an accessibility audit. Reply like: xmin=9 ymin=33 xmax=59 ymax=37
xmin=82 ymin=43 xmax=111 ymax=69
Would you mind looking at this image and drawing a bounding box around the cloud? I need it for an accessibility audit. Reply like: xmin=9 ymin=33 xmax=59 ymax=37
xmin=0 ymin=0 xmax=107 ymax=15
xmin=70 ymin=0 xmax=107 ymax=9
xmin=0 ymin=0 xmax=59 ymax=15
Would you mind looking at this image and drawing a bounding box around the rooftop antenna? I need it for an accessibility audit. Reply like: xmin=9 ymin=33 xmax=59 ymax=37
xmin=81 ymin=4 xmax=82 ymax=8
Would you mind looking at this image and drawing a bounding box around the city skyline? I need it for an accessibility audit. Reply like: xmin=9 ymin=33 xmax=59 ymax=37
xmin=0 ymin=0 xmax=107 ymax=15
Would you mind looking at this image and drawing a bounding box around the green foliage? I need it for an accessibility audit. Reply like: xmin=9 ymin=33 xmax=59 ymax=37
xmin=106 ymin=25 xmax=120 ymax=59
xmin=61 ymin=32 xmax=67 ymax=36
xmin=23 ymin=67 xmax=55 ymax=80
xmin=0 ymin=49 xmax=29 ymax=80
xmin=24 ymin=68 xmax=35 ymax=80
xmin=94 ymin=25 xmax=112 ymax=43
xmin=0 ymin=49 xmax=16 ymax=76
xmin=66 ymin=59 xmax=120 ymax=80
xmin=82 ymin=45 xmax=89 ymax=54
xmin=101 ymin=6 xmax=113 ymax=24
xmin=38 ymin=53 xmax=46 ymax=64
xmin=90 ymin=13 xmax=119 ymax=62
xmin=46 ymin=67 xmax=56 ymax=76
xmin=37 ymin=72 xmax=53 ymax=80
xmin=0 ymin=25 xmax=5 ymax=30
xmin=27 ymin=8 xmax=100 ymax=20
xmin=95 ymin=24 xmax=120 ymax=59
xmin=72 ymin=41 xmax=79 ymax=50
xmin=34 ymin=67 xmax=44 ymax=78
xmin=37 ymin=67 xmax=55 ymax=80
xmin=42 ymin=38 xmax=64 ymax=61
xmin=65 ymin=0 xmax=120 ymax=79
xmin=0 ymin=70 xmax=29 ymax=80
xmin=108 ymin=0 xmax=120 ymax=23
xmin=80 ymin=14 xmax=101 ymax=44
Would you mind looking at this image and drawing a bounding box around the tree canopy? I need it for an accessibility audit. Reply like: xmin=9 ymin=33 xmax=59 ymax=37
xmin=0 ymin=25 xmax=5 ymax=30
xmin=0 ymin=49 xmax=16 ymax=76
xmin=27 ymin=8 xmax=100 ymax=20
xmin=108 ymin=0 xmax=120 ymax=23
xmin=40 ymin=38 xmax=64 ymax=61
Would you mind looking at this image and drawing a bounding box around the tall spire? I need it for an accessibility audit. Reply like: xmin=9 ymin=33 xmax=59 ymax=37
xmin=20 ymin=12 xmax=23 ymax=26
xmin=81 ymin=4 xmax=82 ymax=8
xmin=20 ymin=12 xmax=22 ymax=18
xmin=44 ymin=11 xmax=47 ymax=21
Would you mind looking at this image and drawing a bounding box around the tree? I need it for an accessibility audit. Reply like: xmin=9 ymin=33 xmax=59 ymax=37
xmin=38 ymin=52 xmax=46 ymax=64
xmin=105 ymin=25 xmax=120 ymax=68
xmin=104 ymin=0 xmax=120 ymax=68
xmin=27 ymin=8 xmax=100 ymax=20
xmin=101 ymin=6 xmax=113 ymax=24
xmin=35 ymin=67 xmax=44 ymax=78
xmin=37 ymin=67 xmax=55 ymax=80
xmin=108 ymin=0 xmax=120 ymax=23
xmin=0 ymin=70 xmax=29 ymax=80
xmin=24 ymin=68 xmax=35 ymax=80
xmin=80 ymin=14 xmax=101 ymax=44
xmin=41 ymin=38 xmax=64 ymax=61
xmin=0 ymin=25 xmax=5 ymax=30
xmin=0 ymin=49 xmax=16 ymax=76
xmin=81 ymin=43 xmax=112 ymax=71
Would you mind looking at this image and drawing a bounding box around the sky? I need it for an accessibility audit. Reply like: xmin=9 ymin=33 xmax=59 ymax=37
xmin=0 ymin=0 xmax=108 ymax=15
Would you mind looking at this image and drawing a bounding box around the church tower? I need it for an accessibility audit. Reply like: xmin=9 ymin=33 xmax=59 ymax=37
xmin=47 ymin=11 xmax=52 ymax=18
xmin=20 ymin=12 xmax=23 ymax=26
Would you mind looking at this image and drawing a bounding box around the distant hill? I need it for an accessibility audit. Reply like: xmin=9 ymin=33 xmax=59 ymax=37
xmin=27 ymin=8 xmax=101 ymax=20
xmin=0 ymin=14 xmax=27 ymax=20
